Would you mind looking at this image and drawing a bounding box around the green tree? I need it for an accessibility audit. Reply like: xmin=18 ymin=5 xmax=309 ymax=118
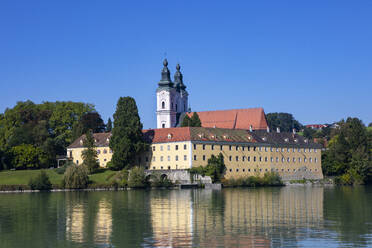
xmin=11 ymin=144 xmax=48 ymax=169
xmin=205 ymin=153 xmax=226 ymax=183
xmin=72 ymin=112 xmax=105 ymax=140
xmin=28 ymin=171 xmax=52 ymax=190
xmin=181 ymin=113 xmax=202 ymax=127
xmin=322 ymin=118 xmax=372 ymax=184
xmin=191 ymin=112 xmax=202 ymax=127
xmin=106 ymin=118 xmax=113 ymax=132
xmin=266 ymin=112 xmax=302 ymax=132
xmin=81 ymin=130 xmax=99 ymax=173
xmin=128 ymin=166 xmax=147 ymax=188
xmin=181 ymin=115 xmax=192 ymax=127
xmin=110 ymin=97 xmax=148 ymax=170
xmin=63 ymin=164 xmax=89 ymax=189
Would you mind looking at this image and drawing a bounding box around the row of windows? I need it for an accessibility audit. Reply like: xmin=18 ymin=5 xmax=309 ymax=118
xmin=194 ymin=144 xmax=317 ymax=153
xmin=227 ymin=168 xmax=319 ymax=173
xmin=76 ymin=158 xmax=108 ymax=165
xmin=226 ymin=156 xmax=318 ymax=163
xmin=152 ymin=155 xmax=187 ymax=162
xmin=96 ymin=149 xmax=112 ymax=154
xmin=152 ymin=144 xmax=188 ymax=151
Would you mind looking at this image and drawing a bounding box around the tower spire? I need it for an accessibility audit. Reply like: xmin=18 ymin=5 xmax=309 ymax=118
xmin=174 ymin=63 xmax=186 ymax=91
xmin=158 ymin=59 xmax=173 ymax=87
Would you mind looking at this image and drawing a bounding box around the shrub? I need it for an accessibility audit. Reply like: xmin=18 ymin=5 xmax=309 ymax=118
xmin=150 ymin=173 xmax=173 ymax=187
xmin=63 ymin=165 xmax=89 ymax=189
xmin=28 ymin=171 xmax=52 ymax=190
xmin=223 ymin=172 xmax=283 ymax=187
xmin=55 ymin=161 xmax=74 ymax=175
xmin=128 ymin=166 xmax=147 ymax=188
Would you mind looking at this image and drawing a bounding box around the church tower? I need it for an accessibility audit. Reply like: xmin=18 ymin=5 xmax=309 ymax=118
xmin=156 ymin=59 xmax=188 ymax=128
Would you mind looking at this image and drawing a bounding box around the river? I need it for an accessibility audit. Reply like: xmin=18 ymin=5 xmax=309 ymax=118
xmin=0 ymin=186 xmax=371 ymax=247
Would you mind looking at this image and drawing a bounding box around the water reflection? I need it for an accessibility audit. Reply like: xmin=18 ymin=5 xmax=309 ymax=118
xmin=0 ymin=187 xmax=371 ymax=247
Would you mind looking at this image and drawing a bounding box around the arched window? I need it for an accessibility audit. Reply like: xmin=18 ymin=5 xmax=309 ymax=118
xmin=162 ymin=123 xmax=165 ymax=128
xmin=162 ymin=101 xmax=165 ymax=109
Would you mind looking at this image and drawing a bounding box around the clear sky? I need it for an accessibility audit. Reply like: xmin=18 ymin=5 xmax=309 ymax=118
xmin=1 ymin=1 xmax=371 ymax=128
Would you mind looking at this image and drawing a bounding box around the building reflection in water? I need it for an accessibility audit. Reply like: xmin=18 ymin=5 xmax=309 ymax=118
xmin=65 ymin=203 xmax=85 ymax=243
xmin=150 ymin=190 xmax=193 ymax=247
xmin=94 ymin=199 xmax=113 ymax=244
xmin=65 ymin=195 xmax=113 ymax=245
xmin=149 ymin=187 xmax=324 ymax=247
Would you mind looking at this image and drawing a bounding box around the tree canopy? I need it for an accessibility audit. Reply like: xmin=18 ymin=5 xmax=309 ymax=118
xmin=106 ymin=118 xmax=113 ymax=132
xmin=109 ymin=97 xmax=148 ymax=170
xmin=181 ymin=112 xmax=202 ymax=127
xmin=322 ymin=118 xmax=372 ymax=184
xmin=266 ymin=112 xmax=302 ymax=132
xmin=0 ymin=100 xmax=95 ymax=169
xmin=81 ymin=130 xmax=99 ymax=173
xmin=72 ymin=112 xmax=105 ymax=140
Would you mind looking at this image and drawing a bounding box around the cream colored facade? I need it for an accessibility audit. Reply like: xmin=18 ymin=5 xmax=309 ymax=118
xmin=66 ymin=146 xmax=112 ymax=168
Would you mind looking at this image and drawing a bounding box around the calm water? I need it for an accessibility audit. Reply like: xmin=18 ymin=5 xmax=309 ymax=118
xmin=0 ymin=186 xmax=372 ymax=248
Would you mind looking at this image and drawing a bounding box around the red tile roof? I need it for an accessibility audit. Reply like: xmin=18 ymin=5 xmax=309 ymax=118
xmin=187 ymin=108 xmax=268 ymax=130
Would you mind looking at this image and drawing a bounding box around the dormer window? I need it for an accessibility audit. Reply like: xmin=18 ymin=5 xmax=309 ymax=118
xmin=262 ymin=137 xmax=267 ymax=141
xmin=167 ymin=133 xmax=172 ymax=139
xmin=223 ymin=135 xmax=228 ymax=139
xmin=294 ymin=139 xmax=298 ymax=143
xmin=79 ymin=139 xmax=83 ymax=145
xmin=211 ymin=135 xmax=215 ymax=139
xmin=304 ymin=139 xmax=308 ymax=143
xmin=284 ymin=138 xmax=289 ymax=142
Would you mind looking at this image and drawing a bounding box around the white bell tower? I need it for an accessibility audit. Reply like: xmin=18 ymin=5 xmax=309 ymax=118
xmin=156 ymin=59 xmax=177 ymax=128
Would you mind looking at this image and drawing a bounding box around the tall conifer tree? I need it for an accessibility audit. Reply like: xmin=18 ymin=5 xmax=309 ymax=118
xmin=110 ymin=97 xmax=147 ymax=170
xmin=82 ymin=130 xmax=99 ymax=173
xmin=106 ymin=118 xmax=112 ymax=132
xmin=191 ymin=112 xmax=202 ymax=127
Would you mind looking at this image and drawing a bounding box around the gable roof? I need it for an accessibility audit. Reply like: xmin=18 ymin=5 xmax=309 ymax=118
xmin=186 ymin=108 xmax=268 ymax=130
xmin=67 ymin=132 xmax=111 ymax=149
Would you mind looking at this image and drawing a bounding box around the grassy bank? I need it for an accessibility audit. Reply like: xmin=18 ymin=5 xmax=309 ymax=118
xmin=0 ymin=169 xmax=116 ymax=187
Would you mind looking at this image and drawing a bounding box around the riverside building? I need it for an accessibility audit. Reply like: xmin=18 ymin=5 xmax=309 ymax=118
xmin=67 ymin=59 xmax=324 ymax=180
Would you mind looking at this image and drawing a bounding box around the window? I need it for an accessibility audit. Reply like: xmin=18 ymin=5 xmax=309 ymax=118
xmin=287 ymin=157 xmax=290 ymax=162
xmin=265 ymin=157 xmax=268 ymax=162
xmin=229 ymin=145 xmax=232 ymax=151
xmin=161 ymin=166 xmax=163 ymax=169
xmin=248 ymin=156 xmax=250 ymax=162
xmin=254 ymin=156 xmax=256 ymax=162
xmin=287 ymin=148 xmax=290 ymax=152
xmin=162 ymin=123 xmax=165 ymax=128
xmin=309 ymin=148 xmax=312 ymax=153
xmin=304 ymin=148 xmax=306 ymax=153
xmin=76 ymin=160 xmax=79 ymax=164
xmin=152 ymin=146 xmax=156 ymax=151
xmin=184 ymin=155 xmax=187 ymax=161
xmin=276 ymin=148 xmax=279 ymax=152
xmin=259 ymin=157 xmax=262 ymax=162
xmin=220 ymin=145 xmax=223 ymax=150
xmin=182 ymin=144 xmax=186 ymax=150
xmin=265 ymin=147 xmax=268 ymax=152
xmin=271 ymin=157 xmax=273 ymax=162
xmin=194 ymin=155 xmax=197 ymax=161
xmin=282 ymin=157 xmax=285 ymax=162
xmin=242 ymin=156 xmax=246 ymax=162
xmin=229 ymin=169 xmax=232 ymax=172
xmin=69 ymin=151 xmax=72 ymax=158
xmin=260 ymin=169 xmax=262 ymax=172
xmin=145 ymin=157 xmax=149 ymax=162
xmin=168 ymin=156 xmax=170 ymax=161
xmin=243 ymin=168 xmax=245 ymax=172
xmin=194 ymin=144 xmax=197 ymax=150
xmin=276 ymin=157 xmax=279 ymax=162
xmin=236 ymin=169 xmax=239 ymax=172
xmin=254 ymin=146 xmax=257 ymax=151
xmin=175 ymin=155 xmax=178 ymax=161
xmin=293 ymin=148 xmax=295 ymax=152
xmin=315 ymin=149 xmax=317 ymax=153
xmin=168 ymin=166 xmax=171 ymax=170
xmin=242 ymin=146 xmax=245 ymax=151
xmin=248 ymin=146 xmax=251 ymax=151
xmin=97 ymin=150 xmax=101 ymax=154
xmin=167 ymin=145 xmax=170 ymax=151
xmin=236 ymin=156 xmax=239 ymax=161
xmin=211 ymin=145 xmax=214 ymax=150
xmin=281 ymin=148 xmax=284 ymax=152
xmin=309 ymin=158 xmax=312 ymax=163
xmin=175 ymin=145 xmax=178 ymax=150
xmin=103 ymin=149 xmax=107 ymax=154
xmin=109 ymin=149 xmax=113 ymax=153
xmin=229 ymin=156 xmax=232 ymax=161
xmin=236 ymin=146 xmax=239 ymax=151
xmin=298 ymin=148 xmax=301 ymax=152
xmin=259 ymin=147 xmax=262 ymax=151
xmin=160 ymin=156 xmax=163 ymax=162
xmin=298 ymin=157 xmax=301 ymax=162
xmin=315 ymin=158 xmax=318 ymax=163
xmin=203 ymin=155 xmax=206 ymax=161
xmin=153 ymin=166 xmax=156 ymax=170
xmin=248 ymin=169 xmax=251 ymax=172
xmin=293 ymin=157 xmax=296 ymax=162
xmin=162 ymin=101 xmax=165 ymax=109
xmin=153 ymin=157 xmax=156 ymax=162
xmin=265 ymin=169 xmax=268 ymax=172
xmin=203 ymin=144 xmax=206 ymax=150
xmin=270 ymin=147 xmax=273 ymax=152
xmin=160 ymin=146 xmax=163 ymax=151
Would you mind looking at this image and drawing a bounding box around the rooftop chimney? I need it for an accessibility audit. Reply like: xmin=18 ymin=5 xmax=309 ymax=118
xmin=249 ymin=125 xmax=253 ymax=132
xmin=276 ymin=127 xmax=280 ymax=133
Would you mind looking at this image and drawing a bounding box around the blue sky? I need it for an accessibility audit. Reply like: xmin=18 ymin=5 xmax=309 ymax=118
xmin=0 ymin=0 xmax=371 ymax=128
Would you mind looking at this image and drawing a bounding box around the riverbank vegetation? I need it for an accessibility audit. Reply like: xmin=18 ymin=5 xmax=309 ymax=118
xmin=189 ymin=153 xmax=226 ymax=183
xmin=222 ymin=172 xmax=284 ymax=187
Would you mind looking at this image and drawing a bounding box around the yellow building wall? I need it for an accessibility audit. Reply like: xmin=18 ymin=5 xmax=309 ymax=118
xmin=66 ymin=147 xmax=112 ymax=168
xmin=190 ymin=143 xmax=322 ymax=180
